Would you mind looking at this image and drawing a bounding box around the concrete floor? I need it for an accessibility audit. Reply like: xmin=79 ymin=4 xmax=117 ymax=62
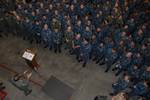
xmin=0 ymin=35 xmax=116 ymax=100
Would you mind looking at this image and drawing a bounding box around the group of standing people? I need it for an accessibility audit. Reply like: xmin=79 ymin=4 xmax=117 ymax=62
xmin=0 ymin=0 xmax=150 ymax=99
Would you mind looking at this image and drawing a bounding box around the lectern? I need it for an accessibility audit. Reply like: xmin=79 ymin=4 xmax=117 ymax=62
xmin=22 ymin=49 xmax=40 ymax=70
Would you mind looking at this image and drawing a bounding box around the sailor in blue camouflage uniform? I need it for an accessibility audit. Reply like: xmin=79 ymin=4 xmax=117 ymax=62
xmin=38 ymin=2 xmax=45 ymax=15
xmin=127 ymin=41 xmax=137 ymax=53
xmin=82 ymin=26 xmax=92 ymax=39
xmin=112 ymin=26 xmax=122 ymax=45
xmin=110 ymin=74 xmax=130 ymax=96
xmin=95 ymin=42 xmax=106 ymax=65
xmin=76 ymin=3 xmax=87 ymax=19
xmin=90 ymin=34 xmax=98 ymax=60
xmin=140 ymin=44 xmax=149 ymax=66
xmin=41 ymin=15 xmax=49 ymax=27
xmin=112 ymin=52 xmax=133 ymax=76
xmin=32 ymin=20 xmax=42 ymax=44
xmin=141 ymin=66 xmax=150 ymax=81
xmin=67 ymin=4 xmax=77 ymax=25
xmin=92 ymin=10 xmax=103 ymax=29
xmin=48 ymin=4 xmax=54 ymax=20
xmin=72 ymin=34 xmax=82 ymax=61
xmin=29 ymin=10 xmax=37 ymax=21
xmin=73 ymin=20 xmax=84 ymax=36
xmin=98 ymin=25 xmax=110 ymax=42
xmin=126 ymin=18 xmax=136 ymax=34
xmin=116 ymin=40 xmax=126 ymax=59
xmin=129 ymin=80 xmax=149 ymax=98
xmin=127 ymin=64 xmax=141 ymax=84
xmin=14 ymin=13 xmax=25 ymax=37
xmin=79 ymin=38 xmax=92 ymax=67
xmin=132 ymin=29 xmax=144 ymax=46
xmin=99 ymin=38 xmax=115 ymax=65
xmin=22 ymin=18 xmax=32 ymax=41
xmin=53 ymin=28 xmax=62 ymax=53
xmin=104 ymin=48 xmax=118 ymax=72
xmin=27 ymin=20 xmax=35 ymax=44
xmin=132 ymin=53 xmax=142 ymax=66
xmin=41 ymin=24 xmax=53 ymax=49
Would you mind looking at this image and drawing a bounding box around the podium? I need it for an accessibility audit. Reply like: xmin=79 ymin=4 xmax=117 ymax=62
xmin=22 ymin=49 xmax=40 ymax=70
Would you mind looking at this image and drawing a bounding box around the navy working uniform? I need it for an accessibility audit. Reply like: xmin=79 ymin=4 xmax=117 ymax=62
xmin=41 ymin=24 xmax=53 ymax=49
xmin=104 ymin=48 xmax=118 ymax=72
xmin=129 ymin=81 xmax=149 ymax=97
xmin=72 ymin=34 xmax=82 ymax=61
xmin=80 ymin=38 xmax=92 ymax=67
xmin=53 ymin=29 xmax=62 ymax=53
xmin=113 ymin=52 xmax=132 ymax=76
xmin=32 ymin=20 xmax=42 ymax=44
xmin=111 ymin=75 xmax=130 ymax=95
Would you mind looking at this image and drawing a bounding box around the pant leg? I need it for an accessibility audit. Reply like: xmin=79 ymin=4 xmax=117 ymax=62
xmin=115 ymin=69 xmax=123 ymax=76
xmin=58 ymin=43 xmax=61 ymax=53
xmin=74 ymin=48 xmax=80 ymax=60
xmin=96 ymin=54 xmax=104 ymax=63
xmin=82 ymin=55 xmax=88 ymax=67
xmin=35 ymin=34 xmax=41 ymax=44
xmin=48 ymin=40 xmax=53 ymax=50
xmin=54 ymin=43 xmax=57 ymax=53
xmin=105 ymin=61 xmax=112 ymax=72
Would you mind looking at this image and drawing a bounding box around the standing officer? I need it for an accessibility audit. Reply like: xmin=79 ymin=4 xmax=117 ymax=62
xmin=72 ymin=34 xmax=82 ymax=61
xmin=110 ymin=74 xmax=130 ymax=96
xmin=22 ymin=18 xmax=32 ymax=41
xmin=64 ymin=26 xmax=74 ymax=50
xmin=113 ymin=52 xmax=133 ymax=76
xmin=104 ymin=48 xmax=118 ymax=72
xmin=95 ymin=42 xmax=106 ymax=65
xmin=127 ymin=64 xmax=141 ymax=84
xmin=41 ymin=15 xmax=49 ymax=27
xmin=141 ymin=66 xmax=150 ymax=81
xmin=32 ymin=20 xmax=42 ymax=44
xmin=129 ymin=80 xmax=149 ymax=98
xmin=90 ymin=34 xmax=98 ymax=60
xmin=53 ymin=28 xmax=62 ymax=53
xmin=83 ymin=26 xmax=92 ymax=39
xmin=73 ymin=20 xmax=84 ymax=36
xmin=80 ymin=38 xmax=92 ymax=67
xmin=41 ymin=24 xmax=53 ymax=49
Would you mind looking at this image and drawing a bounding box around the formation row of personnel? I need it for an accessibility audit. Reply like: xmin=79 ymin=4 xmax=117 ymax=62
xmin=0 ymin=0 xmax=150 ymax=99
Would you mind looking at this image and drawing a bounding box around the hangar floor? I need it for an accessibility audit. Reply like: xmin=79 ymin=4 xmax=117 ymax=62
xmin=0 ymin=35 xmax=116 ymax=100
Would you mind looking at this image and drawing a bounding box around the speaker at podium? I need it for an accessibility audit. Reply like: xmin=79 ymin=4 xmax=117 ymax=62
xmin=22 ymin=49 xmax=40 ymax=70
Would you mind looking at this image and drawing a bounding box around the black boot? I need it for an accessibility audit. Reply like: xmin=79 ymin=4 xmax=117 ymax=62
xmin=99 ymin=62 xmax=105 ymax=65
xmin=59 ymin=49 xmax=61 ymax=53
xmin=115 ymin=73 xmax=119 ymax=76
xmin=92 ymin=57 xmax=97 ymax=61
xmin=112 ymin=68 xmax=117 ymax=71
xmin=96 ymin=59 xmax=100 ymax=64
xmin=54 ymin=49 xmax=57 ymax=53
xmin=82 ymin=62 xmax=86 ymax=68
xmin=105 ymin=69 xmax=109 ymax=73
xmin=44 ymin=45 xmax=48 ymax=48
xmin=49 ymin=47 xmax=52 ymax=51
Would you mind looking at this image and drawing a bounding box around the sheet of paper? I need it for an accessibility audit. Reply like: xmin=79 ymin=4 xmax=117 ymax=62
xmin=22 ymin=51 xmax=35 ymax=61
